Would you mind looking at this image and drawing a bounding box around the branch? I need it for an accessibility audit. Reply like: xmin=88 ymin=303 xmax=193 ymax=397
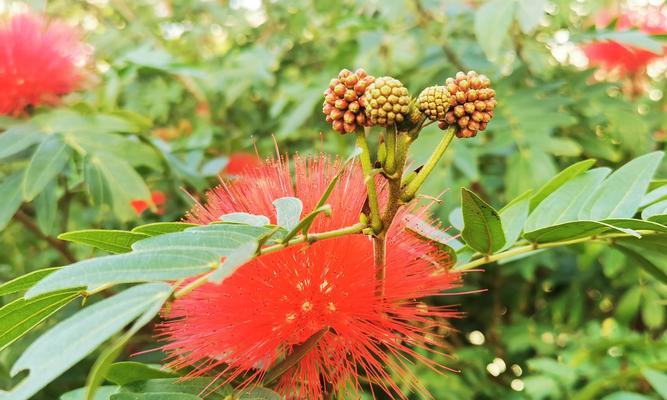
xmin=14 ymin=210 xmax=77 ymax=264
xmin=172 ymin=223 xmax=367 ymax=300
xmin=454 ymin=231 xmax=662 ymax=272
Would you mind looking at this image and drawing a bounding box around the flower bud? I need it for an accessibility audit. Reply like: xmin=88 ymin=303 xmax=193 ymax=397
xmin=417 ymin=86 xmax=451 ymax=121
xmin=364 ymin=76 xmax=411 ymax=126
xmin=438 ymin=71 xmax=496 ymax=138
xmin=323 ymin=68 xmax=376 ymax=134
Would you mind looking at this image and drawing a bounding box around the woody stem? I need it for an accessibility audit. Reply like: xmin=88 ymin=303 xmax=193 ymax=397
xmin=374 ymin=132 xmax=411 ymax=298
xmin=384 ymin=128 xmax=396 ymax=175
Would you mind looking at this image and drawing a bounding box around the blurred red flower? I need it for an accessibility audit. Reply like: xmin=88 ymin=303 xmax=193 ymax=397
xmin=161 ymin=155 xmax=462 ymax=399
xmin=583 ymin=5 xmax=667 ymax=75
xmin=222 ymin=152 xmax=262 ymax=176
xmin=131 ymin=191 xmax=167 ymax=215
xmin=0 ymin=13 xmax=90 ymax=116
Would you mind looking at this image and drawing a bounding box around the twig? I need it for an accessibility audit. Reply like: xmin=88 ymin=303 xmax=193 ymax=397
xmin=15 ymin=210 xmax=77 ymax=263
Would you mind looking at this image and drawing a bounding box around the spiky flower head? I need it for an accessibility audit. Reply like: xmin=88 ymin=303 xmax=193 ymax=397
xmin=162 ymin=155 xmax=462 ymax=399
xmin=417 ymin=85 xmax=451 ymax=121
xmin=439 ymin=71 xmax=496 ymax=138
xmin=363 ymin=76 xmax=411 ymax=127
xmin=0 ymin=13 xmax=91 ymax=116
xmin=322 ymin=68 xmax=375 ymax=134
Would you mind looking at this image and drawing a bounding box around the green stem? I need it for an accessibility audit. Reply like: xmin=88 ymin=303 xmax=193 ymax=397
xmin=260 ymin=222 xmax=366 ymax=255
xmin=172 ymin=223 xmax=367 ymax=299
xmin=356 ymin=130 xmax=383 ymax=233
xmin=401 ymin=126 xmax=456 ymax=201
xmin=384 ymin=128 xmax=396 ymax=175
xmin=454 ymin=231 xmax=659 ymax=272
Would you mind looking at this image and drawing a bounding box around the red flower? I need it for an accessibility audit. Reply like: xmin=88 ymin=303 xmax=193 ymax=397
xmin=131 ymin=191 xmax=167 ymax=215
xmin=583 ymin=5 xmax=667 ymax=75
xmin=0 ymin=13 xmax=90 ymax=116
xmin=222 ymin=152 xmax=262 ymax=176
xmin=161 ymin=155 xmax=462 ymax=399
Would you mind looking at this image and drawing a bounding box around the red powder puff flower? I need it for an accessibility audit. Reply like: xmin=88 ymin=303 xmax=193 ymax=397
xmin=222 ymin=152 xmax=262 ymax=176
xmin=131 ymin=191 xmax=167 ymax=215
xmin=160 ymin=155 xmax=463 ymax=399
xmin=582 ymin=5 xmax=667 ymax=75
xmin=0 ymin=13 xmax=90 ymax=116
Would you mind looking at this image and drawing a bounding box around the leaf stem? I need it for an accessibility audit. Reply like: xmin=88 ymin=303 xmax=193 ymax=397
xmin=356 ymin=130 xmax=383 ymax=233
xmin=401 ymin=125 xmax=456 ymax=202
xmin=454 ymin=231 xmax=660 ymax=271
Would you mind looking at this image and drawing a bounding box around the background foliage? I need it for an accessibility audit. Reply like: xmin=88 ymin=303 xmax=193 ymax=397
xmin=0 ymin=0 xmax=666 ymax=399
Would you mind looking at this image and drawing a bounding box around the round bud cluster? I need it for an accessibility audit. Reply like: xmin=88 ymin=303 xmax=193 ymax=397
xmin=323 ymin=68 xmax=375 ymax=134
xmin=363 ymin=77 xmax=411 ymax=126
xmin=439 ymin=71 xmax=496 ymax=138
xmin=417 ymin=86 xmax=450 ymax=121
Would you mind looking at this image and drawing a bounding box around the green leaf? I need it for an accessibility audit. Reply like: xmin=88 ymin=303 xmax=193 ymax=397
xmin=615 ymin=286 xmax=641 ymax=324
xmin=525 ymin=168 xmax=610 ymax=231
xmin=405 ymin=215 xmax=465 ymax=251
xmin=0 ymin=123 xmax=43 ymax=160
xmin=238 ymin=387 xmax=282 ymax=400
xmin=649 ymin=214 xmax=667 ymax=225
xmin=499 ymin=191 xmax=531 ymax=250
xmin=106 ymin=362 xmax=177 ymax=386
xmin=34 ymin=180 xmax=58 ymax=235
xmin=59 ymin=230 xmax=150 ymax=254
xmin=281 ymin=204 xmax=331 ymax=242
xmin=529 ymin=159 xmax=596 ymax=211
xmin=1 ymin=283 xmax=172 ymax=400
xmin=643 ymin=368 xmax=667 ymax=399
xmin=579 ymin=151 xmax=664 ymax=220
xmin=601 ymin=218 xmax=667 ymax=234
xmin=641 ymin=184 xmax=667 ymax=207
xmin=0 ymin=171 xmax=25 ymax=230
xmin=91 ymin=152 xmax=151 ymax=221
xmin=641 ymin=289 xmax=664 ymax=330
xmin=220 ymin=212 xmax=270 ymax=226
xmin=84 ymin=286 xmax=172 ymax=400
xmin=111 ymin=394 xmax=202 ymax=400
xmin=515 ymin=0 xmax=548 ymax=33
xmin=474 ymin=0 xmax=515 ymax=60
xmin=84 ymin=157 xmax=112 ymax=207
xmin=118 ymin=378 xmax=231 ymax=400
xmin=585 ymin=30 xmax=664 ymax=53
xmin=209 ymin=240 xmax=258 ymax=283
xmin=22 ymin=134 xmax=71 ymax=201
xmin=60 ymin=386 xmax=119 ymax=400
xmin=601 ymin=392 xmax=652 ymax=400
xmin=0 ymin=267 xmax=60 ymax=296
xmin=524 ymin=220 xmax=640 ymax=243
xmin=0 ymin=290 xmax=81 ymax=352
xmin=642 ymin=199 xmax=667 ymax=220
xmin=614 ymin=243 xmax=667 ymax=284
xmin=272 ymin=197 xmax=303 ymax=231
xmin=26 ymin=250 xmax=218 ymax=297
xmin=132 ymin=224 xmax=273 ymax=253
xmin=460 ymin=188 xmax=505 ymax=254
xmin=131 ymin=222 xmax=196 ymax=236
